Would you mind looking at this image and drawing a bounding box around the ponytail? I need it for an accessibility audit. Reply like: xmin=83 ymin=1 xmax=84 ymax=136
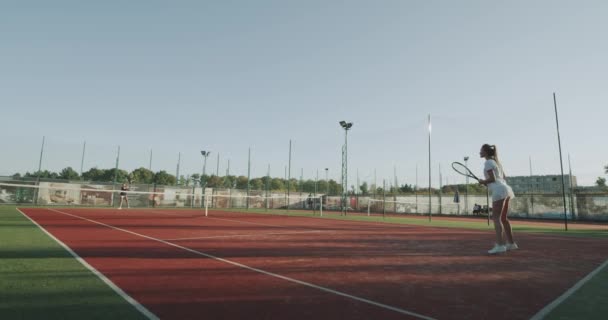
xmin=483 ymin=144 xmax=506 ymax=177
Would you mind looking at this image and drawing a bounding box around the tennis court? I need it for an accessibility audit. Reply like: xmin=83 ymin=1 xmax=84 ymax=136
xmin=13 ymin=206 xmax=608 ymax=320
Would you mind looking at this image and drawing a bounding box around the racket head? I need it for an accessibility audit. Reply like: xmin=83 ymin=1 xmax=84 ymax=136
xmin=451 ymin=162 xmax=480 ymax=181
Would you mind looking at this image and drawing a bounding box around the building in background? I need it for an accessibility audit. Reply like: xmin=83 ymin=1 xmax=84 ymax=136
xmin=506 ymin=175 xmax=577 ymax=194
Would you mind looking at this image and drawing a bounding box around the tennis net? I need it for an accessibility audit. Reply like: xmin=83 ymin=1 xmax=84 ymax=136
xmin=366 ymin=198 xmax=462 ymax=216
xmin=0 ymin=182 xmax=324 ymax=215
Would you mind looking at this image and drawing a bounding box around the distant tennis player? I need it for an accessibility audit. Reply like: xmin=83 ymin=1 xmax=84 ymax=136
xmin=118 ymin=183 xmax=130 ymax=210
xmin=478 ymin=144 xmax=517 ymax=254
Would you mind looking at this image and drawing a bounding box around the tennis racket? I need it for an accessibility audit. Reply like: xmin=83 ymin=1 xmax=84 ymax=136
xmin=451 ymin=162 xmax=480 ymax=182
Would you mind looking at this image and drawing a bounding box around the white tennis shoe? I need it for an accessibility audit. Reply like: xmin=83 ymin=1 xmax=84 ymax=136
xmin=505 ymin=243 xmax=519 ymax=251
xmin=488 ymin=244 xmax=507 ymax=254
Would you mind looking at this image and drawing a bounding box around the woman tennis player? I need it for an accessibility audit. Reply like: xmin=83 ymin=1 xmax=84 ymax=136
xmin=118 ymin=183 xmax=130 ymax=210
xmin=478 ymin=144 xmax=518 ymax=254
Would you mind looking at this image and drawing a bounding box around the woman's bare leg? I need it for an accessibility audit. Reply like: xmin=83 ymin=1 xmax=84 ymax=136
xmin=500 ymin=197 xmax=514 ymax=244
xmin=492 ymin=199 xmax=505 ymax=245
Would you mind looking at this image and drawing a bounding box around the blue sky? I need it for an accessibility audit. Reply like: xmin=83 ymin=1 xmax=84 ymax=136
xmin=1 ymin=1 xmax=607 ymax=187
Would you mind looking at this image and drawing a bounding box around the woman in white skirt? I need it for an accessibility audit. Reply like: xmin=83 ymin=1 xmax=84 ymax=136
xmin=478 ymin=144 xmax=518 ymax=254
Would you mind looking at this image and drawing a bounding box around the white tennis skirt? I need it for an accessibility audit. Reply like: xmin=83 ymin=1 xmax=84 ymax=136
xmin=488 ymin=181 xmax=515 ymax=202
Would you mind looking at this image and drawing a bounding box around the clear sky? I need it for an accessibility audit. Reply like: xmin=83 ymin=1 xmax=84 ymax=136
xmin=1 ymin=1 xmax=607 ymax=187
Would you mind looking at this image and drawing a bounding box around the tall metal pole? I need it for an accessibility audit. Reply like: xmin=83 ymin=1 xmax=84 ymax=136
xmin=202 ymin=154 xmax=209 ymax=182
xmin=529 ymin=155 xmax=534 ymax=217
xmin=374 ymin=168 xmax=377 ymax=199
xmin=341 ymin=127 xmax=349 ymax=215
xmin=428 ymin=114 xmax=432 ymax=222
xmin=266 ymin=164 xmax=271 ymax=208
xmin=246 ymin=148 xmax=251 ymax=209
xmin=287 ymin=140 xmax=292 ymax=211
xmin=113 ymin=146 xmax=121 ymax=184
xmin=464 ymin=156 xmax=469 ymax=214
xmin=216 ymin=153 xmax=220 ymax=176
xmin=284 ymin=165 xmax=287 ymax=209
xmin=315 ymin=169 xmax=319 ymax=197
xmin=325 ymin=168 xmax=329 ymax=195
xmin=149 ymin=149 xmax=153 ymax=171
xmin=415 ymin=164 xmax=418 ymax=213
xmin=438 ymin=163 xmax=442 ymax=215
xmin=80 ymin=141 xmax=86 ymax=179
xmin=37 ymin=136 xmax=45 ymax=178
xmin=201 ymin=151 xmax=210 ymax=207
xmin=112 ymin=146 xmax=120 ymax=207
xmin=568 ymin=154 xmax=575 ymax=220
xmin=393 ymin=166 xmax=397 ymax=194
xmin=356 ymin=168 xmax=360 ymax=212
xmin=266 ymin=164 xmax=270 ymax=210
xmin=176 ymin=152 xmax=181 ymax=185
xmin=553 ymin=92 xmax=569 ymax=231
xmin=34 ymin=136 xmax=45 ymax=205
xmin=382 ymin=179 xmax=386 ymax=216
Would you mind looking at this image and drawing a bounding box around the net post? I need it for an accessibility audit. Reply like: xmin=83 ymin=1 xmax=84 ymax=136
xmin=204 ymin=194 xmax=209 ymax=217
xmin=320 ymin=196 xmax=323 ymax=217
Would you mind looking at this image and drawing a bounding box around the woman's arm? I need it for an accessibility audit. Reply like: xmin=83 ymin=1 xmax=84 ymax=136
xmin=480 ymin=169 xmax=496 ymax=185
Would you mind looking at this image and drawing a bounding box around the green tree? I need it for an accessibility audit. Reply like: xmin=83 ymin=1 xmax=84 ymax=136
xmin=249 ymin=178 xmax=264 ymax=190
xmin=223 ymin=175 xmax=237 ymax=188
xmin=131 ymin=167 xmax=155 ymax=184
xmin=190 ymin=173 xmax=201 ymax=181
xmin=205 ymin=175 xmax=223 ymax=188
xmin=179 ymin=175 xmax=188 ymax=186
xmin=604 ymin=165 xmax=608 ymax=174
xmin=102 ymin=168 xmax=129 ymax=183
xmin=327 ymin=180 xmax=341 ymax=195
xmin=301 ymin=179 xmax=316 ymax=193
xmin=58 ymin=167 xmax=80 ymax=180
xmin=82 ymin=168 xmax=107 ymax=181
xmin=25 ymin=170 xmax=59 ymax=179
xmin=596 ymin=177 xmax=607 ymax=188
xmin=270 ymin=178 xmax=285 ymax=190
xmin=154 ymin=171 xmax=176 ymax=185
xmin=235 ymin=176 xmax=249 ymax=189
xmin=399 ymin=184 xmax=414 ymax=193
xmin=317 ymin=180 xmax=329 ymax=194
xmin=359 ymin=182 xmax=369 ymax=195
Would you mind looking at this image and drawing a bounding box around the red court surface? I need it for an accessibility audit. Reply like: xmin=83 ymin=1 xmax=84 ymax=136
xmin=19 ymin=207 xmax=608 ymax=320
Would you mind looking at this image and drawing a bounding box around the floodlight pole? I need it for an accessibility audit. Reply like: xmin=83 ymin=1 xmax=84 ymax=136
xmin=325 ymin=168 xmax=329 ymax=195
xmin=339 ymin=121 xmax=353 ymax=216
xmin=553 ymin=92 xmax=568 ymax=231
xmin=428 ymin=114 xmax=432 ymax=222
xmin=287 ymin=140 xmax=292 ymax=212
xmin=246 ymin=148 xmax=251 ymax=209
xmin=112 ymin=146 xmax=120 ymax=207
xmin=80 ymin=141 xmax=86 ymax=180
xmin=175 ymin=152 xmax=181 ymax=186
xmin=464 ymin=156 xmax=469 ymax=214
xmin=568 ymin=154 xmax=575 ymax=219
xmin=33 ymin=136 xmax=45 ymax=205
xmin=415 ymin=164 xmax=418 ymax=213
xmin=201 ymin=150 xmax=210 ymax=207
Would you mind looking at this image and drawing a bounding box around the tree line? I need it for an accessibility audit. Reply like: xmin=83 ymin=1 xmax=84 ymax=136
xmin=11 ymin=167 xmax=488 ymax=195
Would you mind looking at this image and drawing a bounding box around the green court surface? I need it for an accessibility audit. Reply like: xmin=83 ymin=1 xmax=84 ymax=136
xmin=0 ymin=206 xmax=146 ymax=320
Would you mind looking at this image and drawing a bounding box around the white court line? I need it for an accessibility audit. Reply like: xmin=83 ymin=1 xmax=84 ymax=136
xmin=529 ymin=258 xmax=608 ymax=320
xmin=149 ymin=210 xmax=291 ymax=228
xmin=44 ymin=208 xmax=436 ymax=320
xmin=164 ymin=230 xmax=323 ymax=241
xmin=17 ymin=208 xmax=159 ymax=320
